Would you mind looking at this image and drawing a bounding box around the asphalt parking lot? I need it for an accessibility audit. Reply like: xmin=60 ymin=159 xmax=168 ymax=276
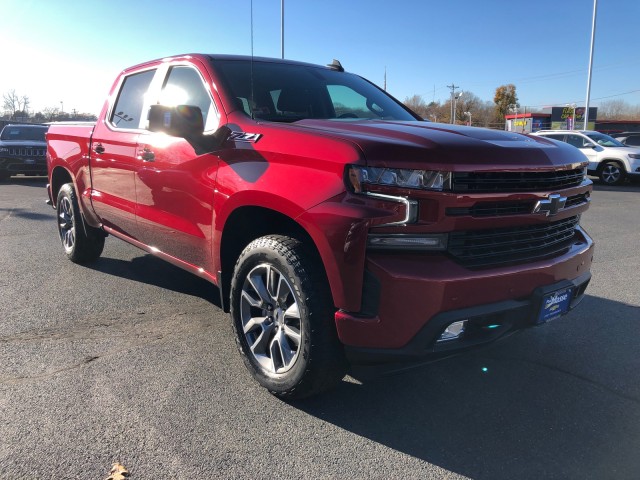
xmin=1 ymin=177 xmax=639 ymax=479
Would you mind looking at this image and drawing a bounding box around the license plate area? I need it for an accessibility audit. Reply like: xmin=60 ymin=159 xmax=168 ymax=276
xmin=537 ymin=287 xmax=573 ymax=324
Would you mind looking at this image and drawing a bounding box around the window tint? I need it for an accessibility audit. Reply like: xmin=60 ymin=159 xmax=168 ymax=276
xmin=213 ymin=60 xmax=416 ymax=123
xmin=160 ymin=66 xmax=217 ymax=130
xmin=0 ymin=126 xmax=47 ymax=141
xmin=584 ymin=132 xmax=624 ymax=147
xmin=625 ymin=136 xmax=640 ymax=147
xmin=566 ymin=134 xmax=586 ymax=148
xmin=111 ymin=69 xmax=156 ymax=129
xmin=327 ymin=85 xmax=381 ymax=119
xmin=545 ymin=134 xmax=565 ymax=141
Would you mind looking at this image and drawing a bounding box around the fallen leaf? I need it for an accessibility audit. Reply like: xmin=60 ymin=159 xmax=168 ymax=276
xmin=106 ymin=462 xmax=130 ymax=480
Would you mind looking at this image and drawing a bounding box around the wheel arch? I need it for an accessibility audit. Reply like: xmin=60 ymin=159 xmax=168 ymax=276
xmin=597 ymin=158 xmax=627 ymax=173
xmin=49 ymin=166 xmax=74 ymax=209
xmin=218 ymin=206 xmax=328 ymax=313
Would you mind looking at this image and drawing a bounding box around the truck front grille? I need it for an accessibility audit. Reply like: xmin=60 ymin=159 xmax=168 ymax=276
xmin=448 ymin=216 xmax=580 ymax=268
xmin=445 ymin=193 xmax=589 ymax=218
xmin=452 ymin=168 xmax=584 ymax=192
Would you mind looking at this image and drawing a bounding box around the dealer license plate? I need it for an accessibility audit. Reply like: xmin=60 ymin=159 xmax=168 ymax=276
xmin=537 ymin=287 xmax=573 ymax=324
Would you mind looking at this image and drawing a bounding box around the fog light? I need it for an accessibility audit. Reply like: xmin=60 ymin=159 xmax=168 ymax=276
xmin=437 ymin=320 xmax=467 ymax=342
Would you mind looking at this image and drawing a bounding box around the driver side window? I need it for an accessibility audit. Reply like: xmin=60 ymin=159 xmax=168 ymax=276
xmin=159 ymin=66 xmax=219 ymax=131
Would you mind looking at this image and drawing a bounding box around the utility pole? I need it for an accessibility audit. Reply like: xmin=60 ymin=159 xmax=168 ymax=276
xmin=281 ymin=0 xmax=284 ymax=59
xmin=584 ymin=0 xmax=597 ymax=130
xmin=447 ymin=83 xmax=460 ymax=124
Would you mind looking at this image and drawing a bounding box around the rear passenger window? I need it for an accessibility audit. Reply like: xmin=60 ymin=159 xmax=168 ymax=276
xmin=566 ymin=135 xmax=585 ymax=148
xmin=110 ymin=69 xmax=156 ymax=129
xmin=546 ymin=134 xmax=565 ymax=142
xmin=626 ymin=136 xmax=640 ymax=147
xmin=160 ymin=66 xmax=218 ymax=131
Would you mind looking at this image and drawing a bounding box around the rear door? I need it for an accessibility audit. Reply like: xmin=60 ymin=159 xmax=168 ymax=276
xmin=90 ymin=68 xmax=157 ymax=239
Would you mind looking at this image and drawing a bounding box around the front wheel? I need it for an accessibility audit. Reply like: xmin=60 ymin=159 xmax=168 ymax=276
xmin=230 ymin=235 xmax=347 ymax=399
xmin=599 ymin=162 xmax=625 ymax=186
xmin=56 ymin=183 xmax=105 ymax=264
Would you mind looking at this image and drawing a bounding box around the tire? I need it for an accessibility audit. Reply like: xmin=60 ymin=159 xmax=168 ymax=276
xmin=56 ymin=183 xmax=105 ymax=264
xmin=230 ymin=235 xmax=348 ymax=399
xmin=599 ymin=161 xmax=625 ymax=186
xmin=0 ymin=171 xmax=10 ymax=181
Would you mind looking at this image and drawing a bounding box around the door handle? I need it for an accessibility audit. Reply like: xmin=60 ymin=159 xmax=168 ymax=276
xmin=137 ymin=148 xmax=155 ymax=162
xmin=94 ymin=143 xmax=105 ymax=154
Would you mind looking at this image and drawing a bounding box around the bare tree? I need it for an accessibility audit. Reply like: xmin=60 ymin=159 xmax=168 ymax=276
xmin=2 ymin=89 xmax=30 ymax=118
xmin=43 ymin=106 xmax=61 ymax=121
xmin=598 ymin=99 xmax=634 ymax=120
xmin=404 ymin=94 xmax=429 ymax=118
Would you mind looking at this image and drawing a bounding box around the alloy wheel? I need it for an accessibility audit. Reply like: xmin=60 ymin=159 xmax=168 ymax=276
xmin=240 ymin=263 xmax=302 ymax=374
xmin=58 ymin=196 xmax=75 ymax=251
xmin=601 ymin=164 xmax=621 ymax=184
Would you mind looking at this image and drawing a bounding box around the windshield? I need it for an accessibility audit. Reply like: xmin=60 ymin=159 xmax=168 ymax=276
xmin=584 ymin=132 xmax=625 ymax=147
xmin=0 ymin=125 xmax=47 ymax=141
xmin=212 ymin=59 xmax=418 ymax=123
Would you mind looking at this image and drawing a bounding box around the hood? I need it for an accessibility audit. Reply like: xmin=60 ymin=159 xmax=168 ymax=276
xmin=285 ymin=120 xmax=587 ymax=172
xmin=599 ymin=145 xmax=640 ymax=155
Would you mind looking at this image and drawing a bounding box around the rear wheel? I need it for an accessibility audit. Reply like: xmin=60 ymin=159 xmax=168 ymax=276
xmin=230 ymin=235 xmax=347 ymax=399
xmin=56 ymin=183 xmax=105 ymax=264
xmin=599 ymin=161 xmax=625 ymax=186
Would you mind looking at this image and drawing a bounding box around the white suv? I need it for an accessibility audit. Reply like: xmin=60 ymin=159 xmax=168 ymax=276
xmin=534 ymin=130 xmax=640 ymax=185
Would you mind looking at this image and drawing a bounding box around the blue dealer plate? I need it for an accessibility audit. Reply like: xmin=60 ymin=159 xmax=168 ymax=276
xmin=538 ymin=287 xmax=573 ymax=323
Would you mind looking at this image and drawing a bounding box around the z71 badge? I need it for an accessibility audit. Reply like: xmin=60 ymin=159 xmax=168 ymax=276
xmin=229 ymin=132 xmax=262 ymax=143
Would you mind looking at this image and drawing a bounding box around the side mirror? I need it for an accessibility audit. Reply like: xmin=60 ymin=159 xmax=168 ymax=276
xmin=148 ymin=104 xmax=204 ymax=138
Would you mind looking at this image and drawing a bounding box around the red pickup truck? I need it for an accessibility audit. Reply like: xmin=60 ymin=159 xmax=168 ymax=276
xmin=47 ymin=54 xmax=594 ymax=398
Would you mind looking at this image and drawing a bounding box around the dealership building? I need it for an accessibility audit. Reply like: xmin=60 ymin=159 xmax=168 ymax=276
xmin=505 ymin=106 xmax=597 ymax=133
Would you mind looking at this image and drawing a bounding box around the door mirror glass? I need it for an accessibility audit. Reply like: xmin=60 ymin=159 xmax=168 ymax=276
xmin=148 ymin=104 xmax=204 ymax=138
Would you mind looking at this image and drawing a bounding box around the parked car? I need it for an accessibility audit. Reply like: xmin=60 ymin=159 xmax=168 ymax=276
xmin=0 ymin=124 xmax=49 ymax=180
xmin=611 ymin=131 xmax=640 ymax=148
xmin=534 ymin=130 xmax=640 ymax=185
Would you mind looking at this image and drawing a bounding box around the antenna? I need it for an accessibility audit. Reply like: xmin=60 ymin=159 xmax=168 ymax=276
xmin=250 ymin=0 xmax=255 ymax=119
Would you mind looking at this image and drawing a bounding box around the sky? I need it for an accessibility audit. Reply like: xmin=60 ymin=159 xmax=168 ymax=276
xmin=1 ymin=0 xmax=639 ymax=116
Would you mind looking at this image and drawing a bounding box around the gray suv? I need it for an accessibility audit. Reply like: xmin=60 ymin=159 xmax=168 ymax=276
xmin=0 ymin=124 xmax=48 ymax=180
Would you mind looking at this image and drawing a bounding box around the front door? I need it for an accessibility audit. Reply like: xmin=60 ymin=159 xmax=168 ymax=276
xmin=134 ymin=64 xmax=221 ymax=270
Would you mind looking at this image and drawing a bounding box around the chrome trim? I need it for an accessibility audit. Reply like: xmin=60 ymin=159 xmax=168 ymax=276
xmin=364 ymin=192 xmax=418 ymax=226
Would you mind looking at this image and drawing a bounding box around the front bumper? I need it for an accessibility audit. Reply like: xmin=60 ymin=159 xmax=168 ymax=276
xmin=337 ymin=227 xmax=594 ymax=363
xmin=0 ymin=156 xmax=47 ymax=176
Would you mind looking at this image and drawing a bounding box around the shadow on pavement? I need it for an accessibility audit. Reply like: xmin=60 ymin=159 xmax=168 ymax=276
xmin=0 ymin=207 xmax=52 ymax=221
xmin=1 ymin=176 xmax=48 ymax=188
xmin=297 ymin=295 xmax=640 ymax=479
xmin=87 ymin=254 xmax=221 ymax=308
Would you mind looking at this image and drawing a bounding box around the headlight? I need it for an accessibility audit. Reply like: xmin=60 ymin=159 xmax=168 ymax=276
xmin=0 ymin=147 xmax=8 ymax=153
xmin=628 ymin=153 xmax=640 ymax=159
xmin=348 ymin=165 xmax=451 ymax=192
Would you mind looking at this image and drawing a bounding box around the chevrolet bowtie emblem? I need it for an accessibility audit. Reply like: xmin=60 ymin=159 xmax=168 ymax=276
xmin=533 ymin=194 xmax=567 ymax=216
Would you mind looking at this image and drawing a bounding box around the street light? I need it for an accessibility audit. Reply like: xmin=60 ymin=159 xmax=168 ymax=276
xmin=464 ymin=111 xmax=472 ymax=126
